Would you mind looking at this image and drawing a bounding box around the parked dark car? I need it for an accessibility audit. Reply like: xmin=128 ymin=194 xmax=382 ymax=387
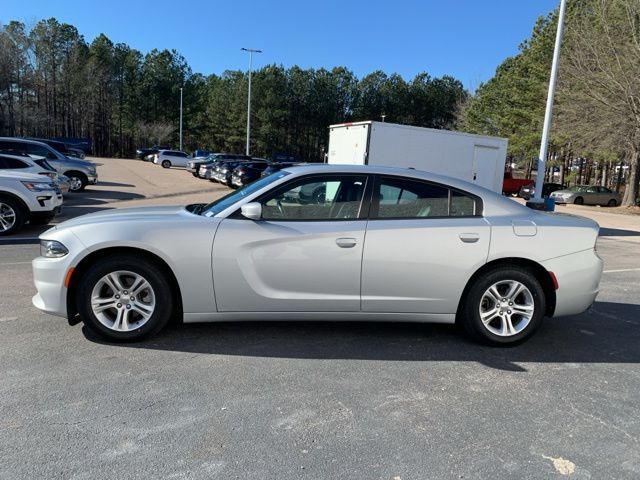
xmin=519 ymin=182 xmax=565 ymax=200
xmin=268 ymin=152 xmax=300 ymax=163
xmin=260 ymin=162 xmax=300 ymax=178
xmin=26 ymin=138 xmax=85 ymax=159
xmin=135 ymin=145 xmax=169 ymax=160
xmin=230 ymin=161 xmax=270 ymax=188
xmin=213 ymin=160 xmax=263 ymax=185
xmin=188 ymin=153 xmax=251 ymax=177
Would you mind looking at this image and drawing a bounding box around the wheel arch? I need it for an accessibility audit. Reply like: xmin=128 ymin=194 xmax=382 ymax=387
xmin=0 ymin=191 xmax=30 ymax=215
xmin=456 ymin=257 xmax=557 ymax=322
xmin=66 ymin=246 xmax=183 ymax=324
xmin=64 ymin=169 xmax=88 ymax=180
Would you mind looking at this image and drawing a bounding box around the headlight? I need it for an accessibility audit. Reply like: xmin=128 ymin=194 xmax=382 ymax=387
xmin=88 ymin=166 xmax=97 ymax=174
xmin=40 ymin=240 xmax=69 ymax=258
xmin=22 ymin=181 xmax=54 ymax=192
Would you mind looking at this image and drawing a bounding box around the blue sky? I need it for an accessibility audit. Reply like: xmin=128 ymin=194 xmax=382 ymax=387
xmin=2 ymin=0 xmax=558 ymax=90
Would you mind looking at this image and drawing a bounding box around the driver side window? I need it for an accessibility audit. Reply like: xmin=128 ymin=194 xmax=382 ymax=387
xmin=261 ymin=175 xmax=367 ymax=221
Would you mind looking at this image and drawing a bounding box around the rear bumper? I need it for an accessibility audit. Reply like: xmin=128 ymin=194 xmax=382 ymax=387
xmin=542 ymin=248 xmax=603 ymax=317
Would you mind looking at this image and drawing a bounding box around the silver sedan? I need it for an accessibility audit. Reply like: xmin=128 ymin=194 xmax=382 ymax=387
xmin=551 ymin=185 xmax=622 ymax=206
xmin=32 ymin=165 xmax=603 ymax=345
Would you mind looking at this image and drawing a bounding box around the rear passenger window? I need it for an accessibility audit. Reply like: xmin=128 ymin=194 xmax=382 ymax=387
xmin=374 ymin=177 xmax=480 ymax=219
xmin=450 ymin=190 xmax=477 ymax=216
xmin=377 ymin=178 xmax=449 ymax=218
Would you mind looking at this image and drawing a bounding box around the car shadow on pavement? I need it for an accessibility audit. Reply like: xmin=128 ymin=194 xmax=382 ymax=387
xmin=82 ymin=301 xmax=640 ymax=372
xmin=599 ymin=228 xmax=640 ymax=237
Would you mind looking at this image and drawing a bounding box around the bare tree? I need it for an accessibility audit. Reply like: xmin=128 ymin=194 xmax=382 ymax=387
xmin=559 ymin=0 xmax=640 ymax=206
xmin=136 ymin=121 xmax=174 ymax=146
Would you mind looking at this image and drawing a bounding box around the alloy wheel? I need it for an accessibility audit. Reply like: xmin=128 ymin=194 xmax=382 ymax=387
xmin=478 ymin=280 xmax=535 ymax=337
xmin=69 ymin=176 xmax=83 ymax=191
xmin=0 ymin=202 xmax=17 ymax=232
xmin=90 ymin=270 xmax=156 ymax=332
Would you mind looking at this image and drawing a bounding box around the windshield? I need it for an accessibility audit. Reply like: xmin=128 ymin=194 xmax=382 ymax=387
xmin=200 ymin=171 xmax=290 ymax=217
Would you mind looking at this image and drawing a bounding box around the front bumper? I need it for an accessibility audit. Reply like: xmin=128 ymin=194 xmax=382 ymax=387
xmin=87 ymin=173 xmax=98 ymax=184
xmin=32 ymin=255 xmax=72 ymax=318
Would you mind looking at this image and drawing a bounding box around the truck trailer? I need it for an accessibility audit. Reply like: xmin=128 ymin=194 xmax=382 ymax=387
xmin=327 ymin=121 xmax=508 ymax=193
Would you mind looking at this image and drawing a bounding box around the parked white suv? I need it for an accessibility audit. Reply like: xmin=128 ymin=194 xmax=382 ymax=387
xmin=0 ymin=171 xmax=63 ymax=235
xmin=0 ymin=152 xmax=71 ymax=195
xmin=152 ymin=150 xmax=190 ymax=168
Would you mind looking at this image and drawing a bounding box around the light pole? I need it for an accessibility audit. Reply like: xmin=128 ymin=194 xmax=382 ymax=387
xmin=533 ymin=0 xmax=567 ymax=203
xmin=381 ymin=114 xmax=386 ymax=122
xmin=241 ymin=47 xmax=262 ymax=156
xmin=179 ymin=87 xmax=183 ymax=151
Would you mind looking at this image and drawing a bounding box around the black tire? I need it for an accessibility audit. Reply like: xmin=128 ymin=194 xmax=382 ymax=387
xmin=574 ymin=196 xmax=584 ymax=205
xmin=192 ymin=172 xmax=198 ymax=177
xmin=161 ymin=160 xmax=171 ymax=169
xmin=76 ymin=254 xmax=174 ymax=342
xmin=66 ymin=171 xmax=88 ymax=192
xmin=461 ymin=267 xmax=546 ymax=346
xmin=0 ymin=196 xmax=26 ymax=236
xmin=607 ymin=199 xmax=617 ymax=207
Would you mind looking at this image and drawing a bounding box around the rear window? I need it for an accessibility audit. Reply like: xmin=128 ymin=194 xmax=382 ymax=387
xmin=373 ymin=176 xmax=480 ymax=219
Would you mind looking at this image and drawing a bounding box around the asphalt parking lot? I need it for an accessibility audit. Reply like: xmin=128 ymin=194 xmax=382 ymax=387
xmin=1 ymin=159 xmax=640 ymax=479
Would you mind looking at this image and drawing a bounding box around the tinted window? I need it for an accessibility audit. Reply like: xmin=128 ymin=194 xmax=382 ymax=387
xmin=377 ymin=177 xmax=449 ymax=218
xmin=374 ymin=176 xmax=479 ymax=219
xmin=261 ymin=175 xmax=367 ymax=221
xmin=0 ymin=141 xmax=25 ymax=154
xmin=0 ymin=156 xmax=29 ymax=169
xmin=23 ymin=142 xmax=57 ymax=159
xmin=450 ymin=190 xmax=477 ymax=216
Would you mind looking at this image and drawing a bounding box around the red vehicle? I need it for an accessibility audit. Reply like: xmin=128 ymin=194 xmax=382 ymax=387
xmin=502 ymin=171 xmax=533 ymax=196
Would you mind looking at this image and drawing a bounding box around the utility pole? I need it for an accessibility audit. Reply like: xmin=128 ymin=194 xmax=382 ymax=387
xmin=533 ymin=0 xmax=567 ymax=203
xmin=179 ymin=87 xmax=183 ymax=151
xmin=241 ymin=47 xmax=262 ymax=156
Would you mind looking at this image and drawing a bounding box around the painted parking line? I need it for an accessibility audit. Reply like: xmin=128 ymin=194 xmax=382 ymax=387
xmin=603 ymin=268 xmax=640 ymax=274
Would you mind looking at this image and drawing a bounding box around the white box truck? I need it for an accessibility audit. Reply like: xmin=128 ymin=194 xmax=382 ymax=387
xmin=327 ymin=121 xmax=508 ymax=193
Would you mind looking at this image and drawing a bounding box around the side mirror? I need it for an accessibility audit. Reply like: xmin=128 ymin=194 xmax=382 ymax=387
xmin=241 ymin=202 xmax=262 ymax=220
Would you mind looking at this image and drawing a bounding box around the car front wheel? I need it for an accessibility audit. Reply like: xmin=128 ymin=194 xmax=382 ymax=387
xmin=0 ymin=197 xmax=25 ymax=235
xmin=76 ymin=255 xmax=174 ymax=341
xmin=66 ymin=171 xmax=88 ymax=192
xmin=462 ymin=267 xmax=545 ymax=346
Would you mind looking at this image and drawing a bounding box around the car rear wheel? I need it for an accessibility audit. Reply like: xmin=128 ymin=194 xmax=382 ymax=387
xmin=76 ymin=255 xmax=173 ymax=342
xmin=0 ymin=197 xmax=25 ymax=236
xmin=161 ymin=160 xmax=171 ymax=168
xmin=66 ymin=171 xmax=88 ymax=192
xmin=607 ymin=199 xmax=617 ymax=207
xmin=574 ymin=196 xmax=584 ymax=205
xmin=462 ymin=267 xmax=545 ymax=346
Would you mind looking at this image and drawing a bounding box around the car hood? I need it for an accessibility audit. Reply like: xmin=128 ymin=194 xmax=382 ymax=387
xmin=53 ymin=205 xmax=190 ymax=230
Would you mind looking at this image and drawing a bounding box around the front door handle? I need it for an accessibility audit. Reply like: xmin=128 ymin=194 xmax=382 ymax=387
xmin=459 ymin=233 xmax=480 ymax=243
xmin=336 ymin=237 xmax=357 ymax=248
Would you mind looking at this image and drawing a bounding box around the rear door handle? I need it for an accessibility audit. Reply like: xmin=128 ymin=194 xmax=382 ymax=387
xmin=336 ymin=237 xmax=357 ymax=248
xmin=459 ymin=233 xmax=480 ymax=243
